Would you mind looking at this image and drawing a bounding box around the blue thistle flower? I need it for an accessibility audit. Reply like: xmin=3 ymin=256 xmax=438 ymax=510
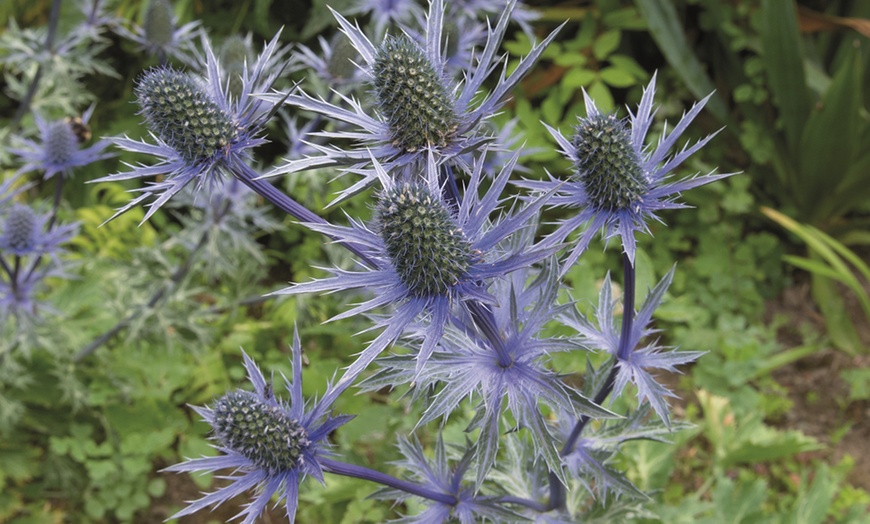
xmin=11 ymin=106 xmax=113 ymax=179
xmin=273 ymin=151 xmax=554 ymax=389
xmin=362 ymin=259 xmax=614 ymax=486
xmin=164 ymin=330 xmax=353 ymax=524
xmin=114 ymin=0 xmax=202 ymax=64
xmin=518 ymin=74 xmax=732 ymax=268
xmin=0 ymin=193 xmax=78 ymax=321
xmin=95 ymin=33 xmax=284 ymax=222
xmin=561 ymin=267 xmax=702 ymax=425
xmin=264 ymin=0 xmax=562 ymax=194
xmin=0 ymin=203 xmax=76 ymax=257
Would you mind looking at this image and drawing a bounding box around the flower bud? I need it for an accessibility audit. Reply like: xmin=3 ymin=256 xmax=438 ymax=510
xmin=0 ymin=204 xmax=38 ymax=256
xmin=378 ymin=182 xmax=474 ymax=296
xmin=372 ymin=35 xmax=457 ymax=152
xmin=212 ymin=390 xmax=310 ymax=473
xmin=44 ymin=119 xmax=80 ymax=168
xmin=572 ymin=114 xmax=647 ymax=211
xmin=220 ymin=35 xmax=251 ymax=99
xmin=135 ymin=68 xmax=236 ymax=161
xmin=143 ymin=0 xmax=175 ymax=48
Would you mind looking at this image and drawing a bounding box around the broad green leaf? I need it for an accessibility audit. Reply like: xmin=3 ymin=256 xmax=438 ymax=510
xmin=635 ymin=0 xmax=728 ymax=122
xmin=593 ymin=30 xmax=620 ymax=60
xmin=600 ymin=66 xmax=635 ymax=88
xmin=760 ymin=0 xmax=811 ymax=152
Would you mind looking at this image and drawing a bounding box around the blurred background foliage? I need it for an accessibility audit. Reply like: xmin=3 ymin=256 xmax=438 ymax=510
xmin=0 ymin=0 xmax=868 ymax=522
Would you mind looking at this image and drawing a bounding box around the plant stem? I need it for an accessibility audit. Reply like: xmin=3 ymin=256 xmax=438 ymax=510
xmin=320 ymin=457 xmax=456 ymax=505
xmin=231 ymin=161 xmax=379 ymax=269
xmin=548 ymin=252 xmax=635 ymax=510
xmin=10 ymin=0 xmax=63 ymax=132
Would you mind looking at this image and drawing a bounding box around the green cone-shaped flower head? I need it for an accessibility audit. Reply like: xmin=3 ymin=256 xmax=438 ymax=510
xmin=327 ymin=34 xmax=358 ymax=82
xmin=1 ymin=204 xmax=37 ymax=254
xmin=372 ymin=35 xmax=457 ymax=152
xmin=44 ymin=119 xmax=80 ymax=167
xmin=219 ymin=35 xmax=251 ymax=98
xmin=572 ymin=113 xmax=647 ymax=211
xmin=135 ymin=68 xmax=236 ymax=162
xmin=378 ymin=181 xmax=474 ymax=297
xmin=143 ymin=0 xmax=175 ymax=48
xmin=212 ymin=390 xmax=310 ymax=473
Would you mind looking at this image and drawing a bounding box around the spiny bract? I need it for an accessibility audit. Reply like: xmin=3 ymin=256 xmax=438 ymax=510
xmin=135 ymin=68 xmax=236 ymax=162
xmin=372 ymin=35 xmax=457 ymax=153
xmin=212 ymin=390 xmax=311 ymax=473
xmin=572 ymin=113 xmax=647 ymax=211
xmin=378 ymin=181 xmax=474 ymax=297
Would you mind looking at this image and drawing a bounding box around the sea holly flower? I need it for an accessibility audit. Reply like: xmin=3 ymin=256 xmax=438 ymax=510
xmin=11 ymin=106 xmax=113 ymax=179
xmin=0 ymin=197 xmax=78 ymax=322
xmin=96 ymin=33 xmax=285 ymax=222
xmin=362 ymin=259 xmax=614 ymax=486
xmin=273 ymin=150 xmax=554 ymax=389
xmin=0 ymin=203 xmax=77 ymax=258
xmin=164 ymin=330 xmax=353 ymax=523
xmin=560 ymin=267 xmax=702 ymax=425
xmin=519 ymin=73 xmax=731 ymax=269
xmin=114 ymin=0 xmax=201 ymax=64
xmin=264 ymin=0 xmax=562 ymax=193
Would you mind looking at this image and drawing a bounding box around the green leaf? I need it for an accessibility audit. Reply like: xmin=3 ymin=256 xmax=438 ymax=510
xmin=799 ymin=49 xmax=864 ymax=221
xmin=593 ymin=30 xmax=620 ymax=60
xmin=635 ymin=0 xmax=728 ymax=122
xmin=760 ymin=0 xmax=811 ymax=152
xmin=600 ymin=66 xmax=635 ymax=88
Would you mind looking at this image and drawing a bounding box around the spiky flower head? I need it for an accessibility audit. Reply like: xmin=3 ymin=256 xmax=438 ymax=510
xmin=11 ymin=107 xmax=113 ymax=179
xmin=212 ymin=390 xmax=311 ymax=473
xmin=135 ymin=67 xmax=236 ymax=162
xmin=219 ymin=35 xmax=252 ymax=98
xmin=0 ymin=204 xmax=37 ymax=256
xmin=518 ymin=73 xmax=732 ymax=268
xmin=114 ymin=0 xmax=201 ymax=64
xmin=165 ymin=330 xmax=352 ymax=524
xmin=377 ymin=180 xmax=475 ymax=297
xmin=373 ymin=35 xmax=458 ymax=153
xmin=264 ymin=0 xmax=563 ymax=197
xmin=0 ymin=203 xmax=77 ymax=258
xmin=274 ymin=150 xmax=554 ymax=394
xmin=571 ymin=113 xmax=646 ymax=212
xmin=143 ymin=0 xmax=175 ymax=48
xmin=97 ymin=33 xmax=285 ymax=222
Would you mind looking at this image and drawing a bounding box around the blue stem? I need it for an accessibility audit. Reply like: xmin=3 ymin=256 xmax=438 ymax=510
xmin=320 ymin=457 xmax=456 ymax=505
xmin=231 ymin=161 xmax=380 ymax=269
xmin=437 ymin=163 xmax=512 ymax=366
xmin=548 ymin=252 xmax=635 ymax=510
